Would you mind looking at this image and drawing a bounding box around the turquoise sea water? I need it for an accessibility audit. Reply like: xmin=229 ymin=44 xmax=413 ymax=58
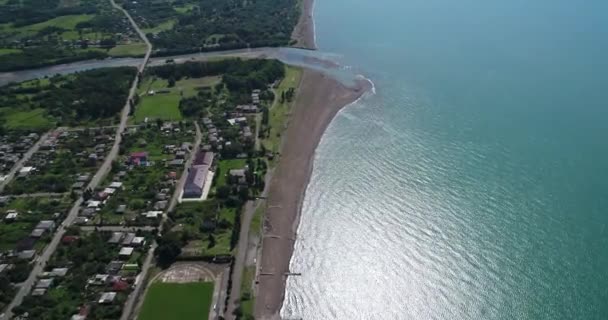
xmin=282 ymin=0 xmax=608 ymax=319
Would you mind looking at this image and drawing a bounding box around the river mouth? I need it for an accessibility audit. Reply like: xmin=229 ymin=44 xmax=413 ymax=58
xmin=0 ymin=47 xmax=364 ymax=87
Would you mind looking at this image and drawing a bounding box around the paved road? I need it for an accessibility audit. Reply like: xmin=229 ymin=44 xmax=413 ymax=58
xmin=0 ymin=131 xmax=51 ymax=194
xmin=79 ymin=226 xmax=157 ymax=232
xmin=167 ymin=122 xmax=202 ymax=214
xmin=0 ymin=1 xmax=152 ymax=318
xmin=225 ymin=170 xmax=273 ymax=319
xmin=118 ymin=121 xmax=201 ymax=320
xmin=6 ymin=192 xmax=67 ymax=198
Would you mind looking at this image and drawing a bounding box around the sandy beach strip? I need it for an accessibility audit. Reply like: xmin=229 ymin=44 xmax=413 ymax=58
xmin=254 ymin=69 xmax=371 ymax=319
xmin=291 ymin=0 xmax=316 ymax=50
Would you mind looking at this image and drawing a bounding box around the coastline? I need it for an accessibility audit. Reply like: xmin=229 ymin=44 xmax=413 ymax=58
xmin=291 ymin=0 xmax=317 ymax=50
xmin=255 ymin=70 xmax=371 ymax=319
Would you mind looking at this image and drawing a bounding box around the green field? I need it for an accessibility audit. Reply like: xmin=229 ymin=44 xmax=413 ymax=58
xmin=0 ymin=48 xmax=21 ymax=56
xmin=133 ymin=93 xmax=183 ymax=122
xmin=133 ymin=76 xmax=221 ymax=122
xmin=142 ymin=19 xmax=176 ymax=34
xmin=108 ymin=43 xmax=148 ymax=56
xmin=10 ymin=14 xmax=94 ymax=37
xmin=138 ymin=282 xmax=214 ymax=320
xmin=0 ymin=107 xmax=54 ymax=130
xmin=263 ymin=66 xmax=302 ymax=153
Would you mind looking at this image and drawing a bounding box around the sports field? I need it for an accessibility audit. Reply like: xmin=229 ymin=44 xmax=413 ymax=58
xmin=138 ymin=282 xmax=214 ymax=320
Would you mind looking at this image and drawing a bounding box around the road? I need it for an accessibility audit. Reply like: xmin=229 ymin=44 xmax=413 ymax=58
xmin=0 ymin=2 xmax=152 ymax=318
xmin=118 ymin=121 xmax=201 ymax=320
xmin=6 ymin=192 xmax=67 ymax=198
xmin=79 ymin=226 xmax=157 ymax=232
xmin=225 ymin=170 xmax=273 ymax=319
xmin=0 ymin=131 xmax=50 ymax=193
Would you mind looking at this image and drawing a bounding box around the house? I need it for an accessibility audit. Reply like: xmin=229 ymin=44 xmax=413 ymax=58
xmin=110 ymin=181 xmax=123 ymax=189
xmin=36 ymin=278 xmax=54 ymax=289
xmin=50 ymin=267 xmax=69 ymax=277
xmin=76 ymin=174 xmax=90 ymax=182
xmin=71 ymin=182 xmax=85 ymax=190
xmin=106 ymin=261 xmax=123 ymax=274
xmin=143 ymin=211 xmax=162 ymax=219
xmin=129 ymin=152 xmax=149 ymax=166
xmin=116 ymin=204 xmax=127 ymax=214
xmin=175 ymin=151 xmax=186 ymax=159
xmin=31 ymin=288 xmax=46 ymax=296
xmin=229 ymin=169 xmax=248 ymax=185
xmin=62 ymin=235 xmax=80 ymax=244
xmin=88 ymin=274 xmax=110 ymax=285
xmin=98 ymin=292 xmax=117 ymax=304
xmin=119 ymin=247 xmax=134 ymax=258
xmin=18 ymin=250 xmax=35 ymax=260
xmin=30 ymin=228 xmax=45 ymax=238
xmin=74 ymin=217 xmax=89 ymax=225
xmin=4 ymin=210 xmax=18 ymax=221
xmin=112 ymin=280 xmax=130 ymax=291
xmin=122 ymin=233 xmax=135 ymax=246
xmin=236 ymin=105 xmax=258 ymax=113
xmin=131 ymin=237 xmax=145 ymax=247
xmin=36 ymin=220 xmax=56 ymax=231
xmin=103 ymin=187 xmax=116 ymax=195
xmin=87 ymin=200 xmax=101 ymax=209
xmin=182 ymin=152 xmax=214 ymax=199
xmin=168 ymin=159 xmax=184 ymax=167
xmin=108 ymin=232 xmax=125 ymax=244
xmin=18 ymin=166 xmax=35 ymax=178
xmin=80 ymin=208 xmax=96 ymax=217
xmin=154 ymin=200 xmax=167 ymax=210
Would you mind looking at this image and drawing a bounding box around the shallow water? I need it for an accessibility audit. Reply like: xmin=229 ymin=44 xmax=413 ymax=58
xmin=282 ymin=0 xmax=608 ymax=319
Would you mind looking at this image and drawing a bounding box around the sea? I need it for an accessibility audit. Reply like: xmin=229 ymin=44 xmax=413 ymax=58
xmin=281 ymin=0 xmax=608 ymax=319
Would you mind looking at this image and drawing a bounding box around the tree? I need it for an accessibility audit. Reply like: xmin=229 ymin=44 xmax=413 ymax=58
xmin=168 ymin=77 xmax=176 ymax=87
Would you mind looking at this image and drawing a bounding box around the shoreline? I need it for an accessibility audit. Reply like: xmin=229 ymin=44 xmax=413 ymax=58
xmin=291 ymin=0 xmax=317 ymax=50
xmin=255 ymin=69 xmax=372 ymax=319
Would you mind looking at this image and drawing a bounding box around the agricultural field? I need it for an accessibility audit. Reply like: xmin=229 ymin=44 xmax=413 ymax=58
xmin=138 ymin=282 xmax=214 ymax=320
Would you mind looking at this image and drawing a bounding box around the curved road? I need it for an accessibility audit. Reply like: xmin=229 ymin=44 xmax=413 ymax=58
xmin=0 ymin=2 xmax=152 ymax=319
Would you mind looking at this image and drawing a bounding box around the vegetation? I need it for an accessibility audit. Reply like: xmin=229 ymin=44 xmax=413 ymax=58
xmin=0 ymin=196 xmax=72 ymax=252
xmin=260 ymin=65 xmax=301 ymax=154
xmin=0 ymin=0 xmax=144 ymax=71
xmin=138 ymin=282 xmax=214 ymax=320
xmin=120 ymin=0 xmax=300 ymax=55
xmin=0 ymin=67 xmax=136 ymax=132
xmin=13 ymin=231 xmax=144 ymax=319
xmin=5 ymin=129 xmax=115 ymax=194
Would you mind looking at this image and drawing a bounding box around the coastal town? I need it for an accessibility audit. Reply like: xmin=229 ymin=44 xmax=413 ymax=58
xmin=0 ymin=0 xmax=368 ymax=318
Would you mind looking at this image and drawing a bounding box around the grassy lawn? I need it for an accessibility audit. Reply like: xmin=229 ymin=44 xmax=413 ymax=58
xmin=0 ymin=108 xmax=53 ymax=130
xmin=215 ymin=159 xmax=246 ymax=188
xmin=0 ymin=48 xmax=21 ymax=55
xmin=134 ymin=76 xmax=221 ymax=123
xmin=108 ymin=43 xmax=148 ymax=56
xmin=10 ymin=14 xmax=94 ymax=36
xmin=142 ymin=19 xmax=176 ymax=34
xmin=250 ymin=202 xmax=265 ymax=237
xmin=138 ymin=282 xmax=214 ymax=320
xmin=134 ymin=93 xmax=183 ymax=122
xmin=263 ymin=66 xmax=302 ymax=154
xmin=240 ymin=266 xmax=256 ymax=317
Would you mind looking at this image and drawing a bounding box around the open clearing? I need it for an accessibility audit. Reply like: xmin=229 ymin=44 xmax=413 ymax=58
xmin=138 ymin=282 xmax=214 ymax=320
xmin=133 ymin=76 xmax=221 ymax=122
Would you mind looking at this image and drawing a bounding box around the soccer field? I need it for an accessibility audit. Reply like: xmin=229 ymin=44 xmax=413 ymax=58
xmin=138 ymin=282 xmax=214 ymax=320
